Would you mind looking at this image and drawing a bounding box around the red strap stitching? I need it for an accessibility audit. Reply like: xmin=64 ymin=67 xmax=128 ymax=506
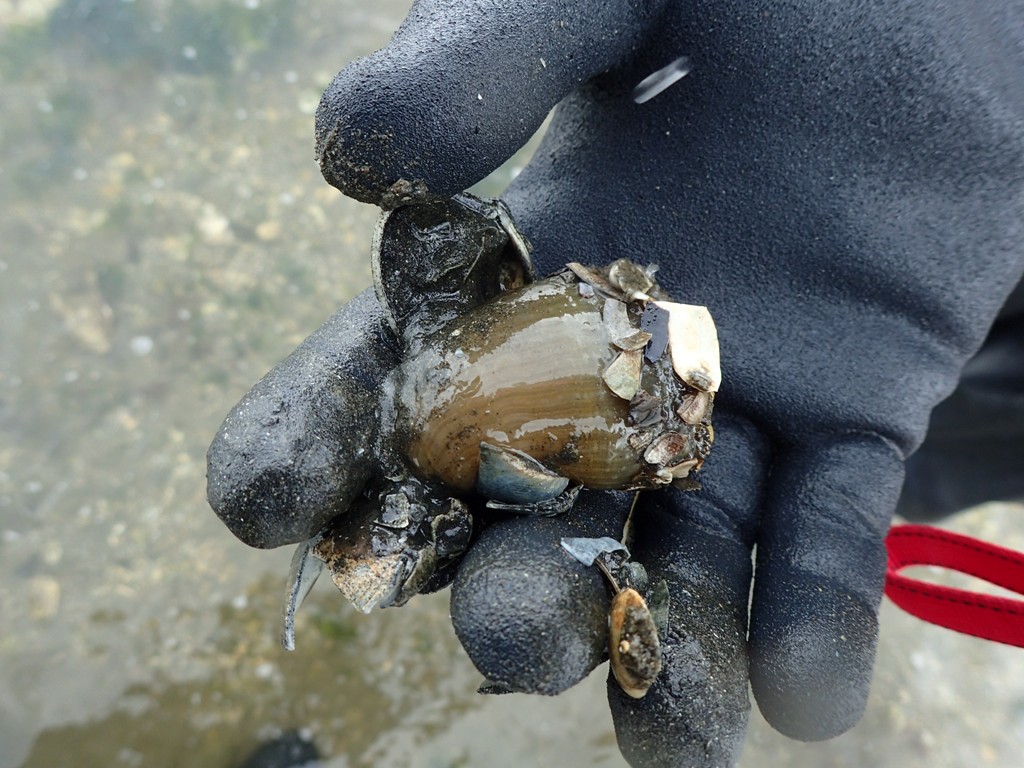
xmin=887 ymin=580 xmax=1024 ymax=617
xmin=888 ymin=529 xmax=1024 ymax=567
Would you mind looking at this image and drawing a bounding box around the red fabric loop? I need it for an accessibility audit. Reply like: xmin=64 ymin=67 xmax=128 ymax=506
xmin=885 ymin=523 xmax=1024 ymax=648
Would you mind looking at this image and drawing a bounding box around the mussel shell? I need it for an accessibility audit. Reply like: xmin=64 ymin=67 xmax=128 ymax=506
xmin=608 ymin=587 xmax=662 ymax=698
xmin=392 ymin=272 xmax=644 ymax=492
xmin=389 ymin=265 xmax=716 ymax=497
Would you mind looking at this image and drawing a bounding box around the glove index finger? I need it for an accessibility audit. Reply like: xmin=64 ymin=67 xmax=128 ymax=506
xmin=316 ymin=0 xmax=668 ymax=203
xmin=749 ymin=432 xmax=904 ymax=741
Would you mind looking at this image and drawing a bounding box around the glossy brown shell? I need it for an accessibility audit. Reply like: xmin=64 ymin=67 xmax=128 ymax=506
xmin=387 ymin=263 xmax=714 ymax=497
xmin=393 ymin=274 xmax=640 ymax=492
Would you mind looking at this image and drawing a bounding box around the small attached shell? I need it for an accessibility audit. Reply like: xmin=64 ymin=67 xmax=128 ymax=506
xmin=643 ymin=431 xmax=690 ymax=467
xmin=566 ymin=261 xmax=622 ymax=299
xmin=652 ymin=300 xmax=721 ymax=393
xmin=603 ymin=349 xmax=644 ymax=400
xmin=609 ymin=587 xmax=662 ymax=698
xmin=614 ymin=330 xmax=653 ymax=352
xmin=608 ymin=259 xmax=657 ymax=301
xmin=600 ymin=295 xmax=651 ymax=355
xmin=477 ymin=442 xmax=569 ymax=504
xmin=560 ymin=536 xmax=628 ymax=566
xmin=666 ymin=457 xmax=699 ymax=479
xmin=322 ymin=550 xmax=407 ymax=614
xmin=602 ymin=297 xmax=635 ymax=341
xmin=676 ymin=390 xmax=711 ymax=425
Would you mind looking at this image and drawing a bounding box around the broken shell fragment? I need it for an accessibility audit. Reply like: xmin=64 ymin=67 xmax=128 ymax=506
xmin=327 ymin=551 xmax=410 ymax=614
xmin=627 ymin=431 xmax=654 ymax=454
xmin=684 ymin=369 xmax=715 ymax=393
xmin=566 ymin=261 xmax=622 ymax=299
xmin=281 ymin=536 xmax=326 ymax=651
xmin=603 ymin=297 xmax=652 ymax=353
xmin=485 ymin=483 xmax=581 ymax=516
xmin=614 ymin=330 xmax=654 ymax=352
xmin=379 ymin=492 xmax=415 ymax=528
xmin=609 ymin=587 xmax=662 ymax=698
xmin=602 ymin=296 xmax=634 ymax=340
xmin=652 ymin=452 xmax=700 ymax=486
xmin=602 ymin=349 xmax=644 ymax=400
xmin=666 ymin=457 xmax=699 ymax=479
xmin=560 ymin=536 xmax=629 ymax=566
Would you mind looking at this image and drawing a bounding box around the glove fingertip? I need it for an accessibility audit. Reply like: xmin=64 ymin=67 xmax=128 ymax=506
xmin=450 ymin=516 xmax=610 ymax=695
xmin=750 ymin=433 xmax=900 ymax=740
xmin=750 ymin=584 xmax=879 ymax=741
xmin=207 ymin=290 xmax=391 ymax=549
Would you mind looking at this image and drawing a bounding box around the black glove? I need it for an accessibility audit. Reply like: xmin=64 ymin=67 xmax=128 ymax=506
xmin=898 ymin=281 xmax=1024 ymax=521
xmin=209 ymin=2 xmax=1024 ymax=766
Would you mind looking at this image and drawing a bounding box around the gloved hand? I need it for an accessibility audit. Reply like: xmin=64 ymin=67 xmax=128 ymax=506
xmin=209 ymin=1 xmax=1024 ymax=766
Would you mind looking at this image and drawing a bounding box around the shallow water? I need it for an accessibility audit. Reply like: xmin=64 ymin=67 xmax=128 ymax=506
xmin=1 ymin=2 xmax=1022 ymax=767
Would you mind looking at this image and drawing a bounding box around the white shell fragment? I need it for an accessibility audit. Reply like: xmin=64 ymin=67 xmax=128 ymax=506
xmin=603 ymin=349 xmax=644 ymax=400
xmin=652 ymin=300 xmax=721 ymax=393
xmin=643 ymin=432 xmax=690 ymax=466
xmin=614 ymin=330 xmax=653 ymax=352
xmin=667 ymin=458 xmax=699 ymax=479
xmin=633 ymin=56 xmax=691 ymax=104
xmin=602 ymin=295 xmax=652 ymax=351
xmin=560 ymin=536 xmax=628 ymax=566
